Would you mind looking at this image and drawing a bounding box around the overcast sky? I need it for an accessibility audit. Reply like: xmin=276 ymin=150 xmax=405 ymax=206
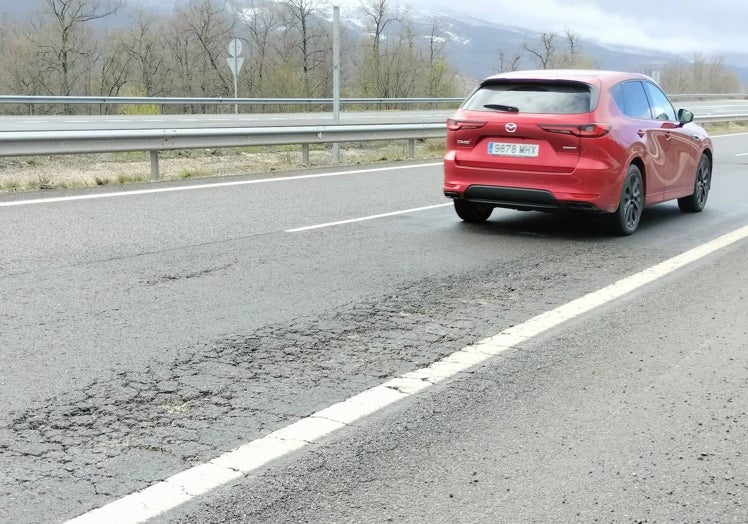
xmin=334 ymin=0 xmax=744 ymax=55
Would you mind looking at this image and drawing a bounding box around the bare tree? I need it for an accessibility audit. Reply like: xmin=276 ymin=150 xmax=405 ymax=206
xmin=0 ymin=20 xmax=50 ymax=100
xmin=123 ymin=8 xmax=166 ymax=96
xmin=358 ymin=0 xmax=402 ymax=97
xmin=0 ymin=14 xmax=11 ymax=94
xmin=280 ymin=0 xmax=330 ymax=97
xmin=241 ymin=0 xmax=282 ymax=95
xmin=183 ymin=0 xmax=235 ymax=95
xmin=0 ymin=0 xmax=461 ymax=105
xmin=706 ymin=56 xmax=739 ymax=92
xmin=523 ymin=31 xmax=556 ymax=69
xmin=520 ymin=30 xmax=598 ymax=70
xmin=356 ymin=2 xmax=458 ymax=99
xmin=283 ymin=0 xmax=313 ymax=94
xmin=361 ymin=0 xmax=399 ymax=55
xmin=166 ymin=0 xmax=235 ymax=98
xmin=34 ymin=0 xmax=123 ymax=100
xmin=497 ymin=50 xmax=522 ymax=73
xmin=660 ymin=54 xmax=739 ymax=94
xmin=93 ymin=31 xmax=131 ymax=99
xmin=423 ymin=17 xmax=457 ymax=97
xmin=563 ymin=30 xmax=579 ymax=67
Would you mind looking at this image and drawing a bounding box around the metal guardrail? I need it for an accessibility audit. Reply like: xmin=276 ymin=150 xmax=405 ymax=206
xmin=669 ymin=93 xmax=748 ymax=101
xmin=0 ymin=113 xmax=745 ymax=181
xmin=0 ymin=123 xmax=446 ymax=155
xmin=0 ymin=123 xmax=446 ymax=179
xmin=692 ymin=113 xmax=748 ymax=124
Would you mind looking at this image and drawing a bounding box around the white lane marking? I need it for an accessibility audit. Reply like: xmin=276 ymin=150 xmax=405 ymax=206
xmin=0 ymin=163 xmax=441 ymax=208
xmin=285 ymin=203 xmax=451 ymax=232
xmin=63 ymin=224 xmax=748 ymax=524
xmin=735 ymin=152 xmax=748 ymax=157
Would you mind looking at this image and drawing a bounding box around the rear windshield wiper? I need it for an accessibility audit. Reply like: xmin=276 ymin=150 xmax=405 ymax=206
xmin=483 ymin=103 xmax=519 ymax=112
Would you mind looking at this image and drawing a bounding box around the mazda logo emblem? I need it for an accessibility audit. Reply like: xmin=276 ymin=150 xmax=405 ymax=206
xmin=505 ymin=123 xmax=517 ymax=133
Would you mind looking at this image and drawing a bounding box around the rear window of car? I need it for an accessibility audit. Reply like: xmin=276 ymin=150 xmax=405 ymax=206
xmin=462 ymin=81 xmax=594 ymax=114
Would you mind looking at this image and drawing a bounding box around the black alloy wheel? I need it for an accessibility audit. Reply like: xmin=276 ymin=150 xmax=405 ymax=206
xmin=678 ymin=154 xmax=711 ymax=213
xmin=608 ymin=164 xmax=644 ymax=236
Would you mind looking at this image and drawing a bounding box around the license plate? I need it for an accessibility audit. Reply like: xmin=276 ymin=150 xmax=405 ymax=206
xmin=488 ymin=142 xmax=539 ymax=158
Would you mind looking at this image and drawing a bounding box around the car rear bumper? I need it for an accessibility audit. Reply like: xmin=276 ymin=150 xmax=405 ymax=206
xmin=443 ymin=154 xmax=622 ymax=213
xmin=444 ymin=185 xmax=602 ymax=213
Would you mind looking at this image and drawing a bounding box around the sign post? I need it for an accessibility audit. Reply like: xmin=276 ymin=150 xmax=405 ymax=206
xmin=332 ymin=6 xmax=341 ymax=163
xmin=227 ymin=38 xmax=245 ymax=114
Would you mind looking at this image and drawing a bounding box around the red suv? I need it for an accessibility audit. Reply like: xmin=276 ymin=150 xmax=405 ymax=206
xmin=443 ymin=70 xmax=713 ymax=234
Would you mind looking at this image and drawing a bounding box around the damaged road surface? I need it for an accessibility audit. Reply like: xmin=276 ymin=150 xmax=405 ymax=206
xmin=1 ymin=146 xmax=748 ymax=523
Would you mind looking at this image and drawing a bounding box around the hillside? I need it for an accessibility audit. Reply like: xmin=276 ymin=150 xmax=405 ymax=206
xmin=2 ymin=0 xmax=748 ymax=85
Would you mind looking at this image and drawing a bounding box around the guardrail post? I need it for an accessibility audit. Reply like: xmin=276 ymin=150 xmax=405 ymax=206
xmin=150 ymin=151 xmax=160 ymax=180
xmin=302 ymin=144 xmax=310 ymax=166
xmin=407 ymin=139 xmax=415 ymax=159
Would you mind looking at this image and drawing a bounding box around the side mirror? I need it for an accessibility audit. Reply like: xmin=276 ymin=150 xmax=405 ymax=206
xmin=678 ymin=108 xmax=694 ymax=125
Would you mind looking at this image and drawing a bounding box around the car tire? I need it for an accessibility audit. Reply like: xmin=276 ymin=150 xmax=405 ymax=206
xmin=678 ymin=154 xmax=711 ymax=213
xmin=454 ymin=199 xmax=493 ymax=223
xmin=607 ymin=164 xmax=644 ymax=236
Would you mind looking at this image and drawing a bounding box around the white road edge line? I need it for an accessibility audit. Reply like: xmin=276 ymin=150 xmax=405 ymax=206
xmin=0 ymin=163 xmax=441 ymax=208
xmin=63 ymin=224 xmax=748 ymax=524
xmin=285 ymin=203 xmax=452 ymax=232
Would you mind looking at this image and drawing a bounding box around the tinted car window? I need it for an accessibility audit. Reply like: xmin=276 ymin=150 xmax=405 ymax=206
xmin=643 ymin=82 xmax=677 ymax=121
xmin=462 ymin=82 xmax=592 ymax=114
xmin=612 ymin=81 xmax=652 ymax=119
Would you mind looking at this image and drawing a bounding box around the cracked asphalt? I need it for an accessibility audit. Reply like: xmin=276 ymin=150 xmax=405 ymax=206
xmin=2 ymin=148 xmax=748 ymax=523
xmin=3 ymin=256 xmax=589 ymax=522
xmin=167 ymin=246 xmax=748 ymax=523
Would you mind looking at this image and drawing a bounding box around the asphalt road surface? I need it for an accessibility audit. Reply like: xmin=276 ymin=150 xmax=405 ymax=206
xmin=1 ymin=132 xmax=747 ymax=523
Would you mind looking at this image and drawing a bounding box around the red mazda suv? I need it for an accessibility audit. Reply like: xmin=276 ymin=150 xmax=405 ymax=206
xmin=443 ymin=70 xmax=713 ymax=235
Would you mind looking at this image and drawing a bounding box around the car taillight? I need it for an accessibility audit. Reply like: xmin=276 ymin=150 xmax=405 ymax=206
xmin=447 ymin=118 xmax=486 ymax=131
xmin=539 ymin=123 xmax=610 ymax=138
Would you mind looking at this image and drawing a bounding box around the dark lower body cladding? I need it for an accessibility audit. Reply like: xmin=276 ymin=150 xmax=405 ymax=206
xmin=444 ymin=185 xmax=601 ymax=213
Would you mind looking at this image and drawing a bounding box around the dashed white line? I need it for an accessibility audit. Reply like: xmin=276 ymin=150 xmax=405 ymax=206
xmin=285 ymin=203 xmax=452 ymax=232
xmin=63 ymin=224 xmax=748 ymax=524
xmin=0 ymin=163 xmax=441 ymax=208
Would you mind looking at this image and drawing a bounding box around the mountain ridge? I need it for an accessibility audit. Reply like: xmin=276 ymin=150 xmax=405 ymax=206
xmin=2 ymin=0 xmax=747 ymax=85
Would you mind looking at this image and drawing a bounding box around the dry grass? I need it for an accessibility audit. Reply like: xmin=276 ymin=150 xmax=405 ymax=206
xmin=0 ymin=140 xmax=446 ymax=193
xmin=704 ymin=121 xmax=748 ymax=134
